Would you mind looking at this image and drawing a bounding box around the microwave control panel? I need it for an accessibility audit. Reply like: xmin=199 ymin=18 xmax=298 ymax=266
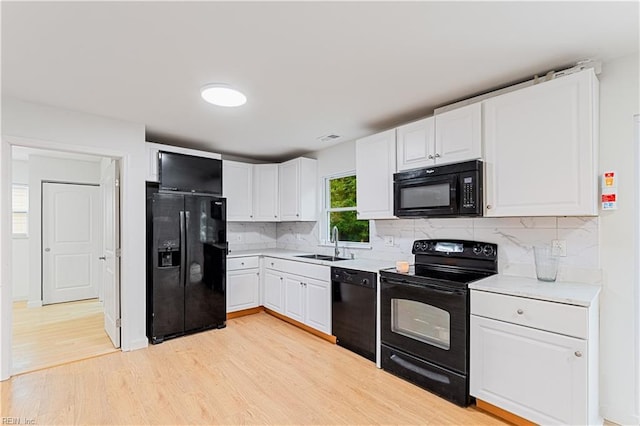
xmin=461 ymin=175 xmax=477 ymax=209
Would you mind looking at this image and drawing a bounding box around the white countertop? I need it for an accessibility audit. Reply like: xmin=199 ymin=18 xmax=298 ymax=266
xmin=469 ymin=274 xmax=601 ymax=307
xmin=227 ymin=248 xmax=395 ymax=273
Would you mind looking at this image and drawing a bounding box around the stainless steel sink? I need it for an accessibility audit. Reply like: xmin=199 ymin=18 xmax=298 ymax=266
xmin=295 ymin=254 xmax=348 ymax=262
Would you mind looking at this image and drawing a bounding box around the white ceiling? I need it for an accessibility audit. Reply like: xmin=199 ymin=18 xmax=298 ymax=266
xmin=2 ymin=1 xmax=638 ymax=162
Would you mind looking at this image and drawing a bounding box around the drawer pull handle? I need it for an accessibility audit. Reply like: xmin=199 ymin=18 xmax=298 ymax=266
xmin=516 ymin=309 xmax=524 ymax=315
xmin=575 ymin=351 xmax=583 ymax=358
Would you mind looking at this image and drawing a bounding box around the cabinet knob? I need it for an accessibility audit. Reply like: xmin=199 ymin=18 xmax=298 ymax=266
xmin=486 ymin=205 xmax=493 ymax=210
xmin=428 ymin=155 xmax=434 ymax=159
xmin=575 ymin=351 xmax=583 ymax=358
xmin=516 ymin=309 xmax=524 ymax=315
xmin=241 ymin=262 xmax=244 ymax=266
xmin=434 ymin=153 xmax=441 ymax=158
xmin=296 ymin=213 xmax=299 ymax=217
xmin=274 ymin=215 xmax=277 ymax=218
xmin=250 ymin=215 xmax=253 ymax=218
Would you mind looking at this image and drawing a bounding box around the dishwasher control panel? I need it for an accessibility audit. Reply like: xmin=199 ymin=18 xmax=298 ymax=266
xmin=331 ymin=267 xmax=377 ymax=289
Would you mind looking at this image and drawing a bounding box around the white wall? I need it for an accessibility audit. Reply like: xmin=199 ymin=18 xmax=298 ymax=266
xmin=26 ymin=155 xmax=101 ymax=306
xmin=1 ymin=97 xmax=147 ymax=380
xmin=597 ymin=53 xmax=639 ymax=425
xmin=11 ymin=160 xmax=28 ymax=301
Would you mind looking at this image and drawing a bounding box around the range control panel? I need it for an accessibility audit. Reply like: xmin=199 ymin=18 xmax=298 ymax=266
xmin=412 ymin=239 xmax=497 ymax=260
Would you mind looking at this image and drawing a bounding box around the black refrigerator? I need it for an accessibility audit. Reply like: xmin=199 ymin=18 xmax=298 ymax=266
xmin=146 ymin=186 xmax=227 ymax=343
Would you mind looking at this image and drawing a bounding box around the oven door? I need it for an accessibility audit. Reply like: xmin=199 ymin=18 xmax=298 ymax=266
xmin=380 ymin=275 xmax=468 ymax=374
xmin=393 ymin=174 xmax=458 ymax=217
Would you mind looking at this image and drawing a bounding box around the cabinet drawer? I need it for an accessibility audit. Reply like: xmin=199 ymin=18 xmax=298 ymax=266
xmin=227 ymin=256 xmax=260 ymax=271
xmin=264 ymin=257 xmax=329 ymax=281
xmin=471 ymin=291 xmax=588 ymax=339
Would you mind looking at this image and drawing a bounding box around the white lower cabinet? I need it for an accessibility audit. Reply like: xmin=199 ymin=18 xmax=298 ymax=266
xmin=470 ymin=289 xmax=600 ymax=425
xmin=226 ymin=257 xmax=260 ymax=313
xmin=263 ymin=257 xmax=331 ymax=335
xmin=263 ymin=269 xmax=285 ymax=313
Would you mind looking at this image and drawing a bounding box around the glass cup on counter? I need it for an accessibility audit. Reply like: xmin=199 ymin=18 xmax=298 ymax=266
xmin=534 ymin=245 xmax=559 ymax=282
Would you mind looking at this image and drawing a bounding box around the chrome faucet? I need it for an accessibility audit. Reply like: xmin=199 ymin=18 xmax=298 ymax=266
xmin=330 ymin=226 xmax=340 ymax=258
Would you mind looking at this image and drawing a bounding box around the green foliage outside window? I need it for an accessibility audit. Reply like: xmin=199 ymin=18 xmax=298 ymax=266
xmin=328 ymin=175 xmax=369 ymax=243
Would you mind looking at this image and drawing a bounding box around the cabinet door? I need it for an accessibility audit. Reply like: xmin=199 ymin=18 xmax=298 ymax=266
xmin=356 ymin=129 xmax=396 ymax=219
xmin=227 ymin=269 xmax=259 ymax=313
xmin=396 ymin=117 xmax=436 ymax=171
xmin=278 ymin=159 xmax=300 ymax=221
xmin=263 ymin=270 xmax=284 ymax=313
xmin=304 ymin=277 xmax=331 ymax=334
xmin=470 ymin=315 xmax=588 ymax=425
xmin=283 ymin=275 xmax=304 ymax=323
xmin=434 ymin=102 xmax=482 ymax=165
xmin=223 ymin=160 xmax=253 ymax=222
xmin=253 ymin=164 xmax=279 ymax=221
xmin=483 ymin=70 xmax=598 ymax=216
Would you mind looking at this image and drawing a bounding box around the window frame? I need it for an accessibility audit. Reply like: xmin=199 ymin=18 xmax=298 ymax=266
xmin=12 ymin=184 xmax=29 ymax=238
xmin=321 ymin=171 xmax=371 ymax=249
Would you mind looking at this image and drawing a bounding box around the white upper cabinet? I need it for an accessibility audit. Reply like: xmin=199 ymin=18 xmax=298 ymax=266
xmin=223 ymin=160 xmax=253 ymax=222
xmin=278 ymin=157 xmax=317 ymax=221
xmin=433 ymin=102 xmax=482 ymax=166
xmin=396 ymin=117 xmax=436 ymax=171
xmin=253 ymin=164 xmax=280 ymax=222
xmin=483 ymin=69 xmax=599 ymax=217
xmin=356 ymin=129 xmax=397 ymax=219
xmin=145 ymin=142 xmax=221 ymax=182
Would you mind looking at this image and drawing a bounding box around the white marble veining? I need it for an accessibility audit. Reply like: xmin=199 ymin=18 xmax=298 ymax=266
xmin=272 ymin=215 xmax=601 ymax=284
xmin=228 ymin=222 xmax=277 ymax=251
xmin=469 ymin=274 xmax=601 ymax=307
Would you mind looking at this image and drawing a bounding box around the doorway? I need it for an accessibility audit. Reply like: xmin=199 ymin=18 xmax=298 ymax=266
xmin=9 ymin=146 xmax=122 ymax=374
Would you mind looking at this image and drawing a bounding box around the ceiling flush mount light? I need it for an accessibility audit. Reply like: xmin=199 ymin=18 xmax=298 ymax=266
xmin=200 ymin=84 xmax=247 ymax=107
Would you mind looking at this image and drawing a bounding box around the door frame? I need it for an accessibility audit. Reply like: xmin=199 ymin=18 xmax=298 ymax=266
xmin=41 ymin=180 xmax=102 ymax=305
xmin=1 ymin=135 xmax=127 ymax=380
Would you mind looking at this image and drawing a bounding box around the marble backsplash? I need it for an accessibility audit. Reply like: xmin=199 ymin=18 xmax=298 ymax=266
xmin=227 ymin=222 xmax=277 ymax=252
xmin=275 ymin=217 xmax=601 ymax=284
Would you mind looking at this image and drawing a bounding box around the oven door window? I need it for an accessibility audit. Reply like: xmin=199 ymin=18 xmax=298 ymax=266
xmin=391 ymin=299 xmax=450 ymax=350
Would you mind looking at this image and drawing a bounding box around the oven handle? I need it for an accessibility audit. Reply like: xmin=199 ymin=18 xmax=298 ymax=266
xmin=381 ymin=278 xmax=465 ymax=296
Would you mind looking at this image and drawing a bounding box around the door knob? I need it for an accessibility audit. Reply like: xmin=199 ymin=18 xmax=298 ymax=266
xmin=44 ymin=248 xmax=51 ymax=252
xmin=99 ymin=256 xmax=106 ymax=261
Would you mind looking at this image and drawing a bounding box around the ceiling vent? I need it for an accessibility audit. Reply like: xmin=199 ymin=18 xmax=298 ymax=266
xmin=317 ymin=134 xmax=341 ymax=142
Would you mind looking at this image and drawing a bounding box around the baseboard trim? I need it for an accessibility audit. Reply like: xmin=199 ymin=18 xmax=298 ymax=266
xmin=475 ymin=399 xmax=536 ymax=426
xmin=26 ymin=300 xmax=43 ymax=308
xmin=263 ymin=308 xmax=337 ymax=344
xmin=227 ymin=306 xmax=264 ymax=319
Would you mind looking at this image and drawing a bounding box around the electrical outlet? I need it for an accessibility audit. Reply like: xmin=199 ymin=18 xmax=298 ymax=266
xmin=552 ymin=239 xmax=567 ymax=257
xmin=384 ymin=236 xmax=394 ymax=247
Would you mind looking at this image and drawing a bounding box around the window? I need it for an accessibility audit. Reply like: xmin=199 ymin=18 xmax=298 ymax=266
xmin=325 ymin=173 xmax=369 ymax=244
xmin=12 ymin=184 xmax=29 ymax=237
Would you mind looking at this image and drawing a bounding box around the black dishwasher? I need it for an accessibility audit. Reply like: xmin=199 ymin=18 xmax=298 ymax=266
xmin=331 ymin=267 xmax=377 ymax=362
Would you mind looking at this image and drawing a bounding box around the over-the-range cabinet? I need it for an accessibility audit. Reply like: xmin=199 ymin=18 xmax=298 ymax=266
xmin=146 ymin=184 xmax=227 ymax=343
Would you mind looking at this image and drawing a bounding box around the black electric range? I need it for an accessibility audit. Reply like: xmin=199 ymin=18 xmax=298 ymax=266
xmin=379 ymin=239 xmax=498 ymax=407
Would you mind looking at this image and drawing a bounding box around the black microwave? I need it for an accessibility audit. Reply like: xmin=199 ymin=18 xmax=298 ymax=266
xmin=393 ymin=160 xmax=483 ymax=218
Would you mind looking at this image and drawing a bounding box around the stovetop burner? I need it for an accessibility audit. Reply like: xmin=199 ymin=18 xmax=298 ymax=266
xmin=380 ymin=239 xmax=498 ymax=288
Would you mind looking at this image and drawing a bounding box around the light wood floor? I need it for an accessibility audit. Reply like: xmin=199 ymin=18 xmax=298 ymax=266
xmin=2 ymin=311 xmax=507 ymax=425
xmin=12 ymin=299 xmax=119 ymax=375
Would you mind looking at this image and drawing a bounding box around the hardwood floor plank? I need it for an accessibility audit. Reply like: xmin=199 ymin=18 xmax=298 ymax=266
xmin=12 ymin=299 xmax=119 ymax=374
xmin=2 ymin=312 xmax=507 ymax=425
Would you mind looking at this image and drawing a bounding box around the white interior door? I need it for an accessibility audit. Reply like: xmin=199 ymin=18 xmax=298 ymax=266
xmin=101 ymin=160 xmax=120 ymax=348
xmin=42 ymin=182 xmax=101 ymax=304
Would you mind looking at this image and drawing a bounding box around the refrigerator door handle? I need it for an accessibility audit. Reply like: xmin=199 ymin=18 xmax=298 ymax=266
xmin=179 ymin=210 xmax=186 ymax=287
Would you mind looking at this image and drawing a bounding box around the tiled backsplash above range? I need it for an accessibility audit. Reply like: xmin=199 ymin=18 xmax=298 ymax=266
xmin=275 ymin=217 xmax=601 ymax=284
